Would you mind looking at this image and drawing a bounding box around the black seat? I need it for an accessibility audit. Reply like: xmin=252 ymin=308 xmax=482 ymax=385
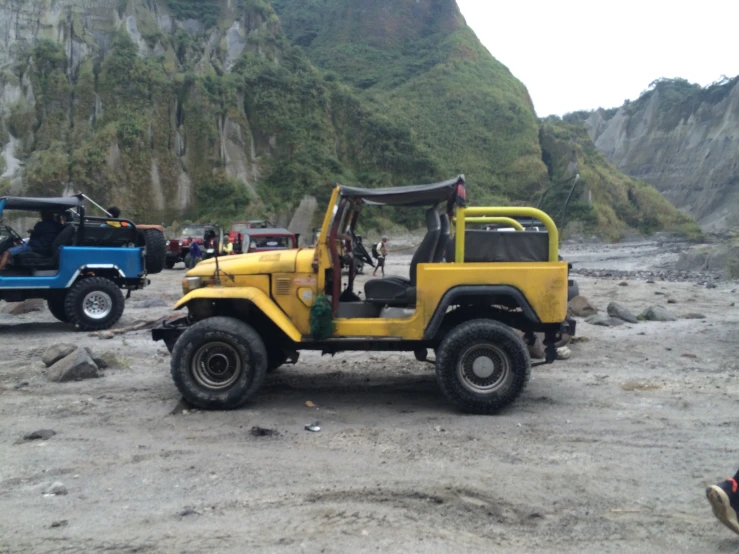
xmin=14 ymin=224 xmax=76 ymax=270
xmin=364 ymin=208 xmax=441 ymax=306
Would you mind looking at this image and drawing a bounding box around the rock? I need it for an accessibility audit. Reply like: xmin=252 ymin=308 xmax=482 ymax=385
xmin=731 ymin=302 xmax=736 ymax=307
xmin=178 ymin=508 xmax=199 ymax=518
xmin=667 ymin=298 xmax=677 ymax=304
xmin=50 ymin=520 xmax=68 ymax=528
xmin=568 ymin=296 xmax=598 ymax=317
xmin=585 ymin=314 xmax=625 ymax=327
xmin=654 ymin=291 xmax=665 ymax=295
xmin=42 ymin=344 xmax=78 ymax=367
xmin=681 ymin=313 xmax=707 ymax=319
xmin=43 ymin=482 xmax=67 ymax=496
xmin=131 ymin=298 xmax=168 ymax=309
xmin=47 ymin=348 xmax=100 ymax=383
xmin=646 ymin=280 xmax=655 ymax=284
xmin=98 ymin=331 xmax=115 ymax=340
xmin=556 ymin=346 xmax=571 ymax=360
xmin=250 ymin=426 xmax=279 ymax=437
xmin=606 ymin=302 xmax=638 ymax=323
xmin=618 ymin=281 xmax=629 ymax=286
xmin=88 ymin=351 xmax=123 ymax=369
xmin=23 ymin=429 xmax=56 ymax=441
xmin=1 ymin=299 xmax=44 ymax=315
xmin=638 ymin=306 xmax=678 ymax=322
xmin=706 ymin=282 xmax=718 ymax=289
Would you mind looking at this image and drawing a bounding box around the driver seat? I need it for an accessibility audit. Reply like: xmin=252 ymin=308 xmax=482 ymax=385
xmin=364 ymin=208 xmax=441 ymax=306
xmin=14 ymin=224 xmax=76 ymax=270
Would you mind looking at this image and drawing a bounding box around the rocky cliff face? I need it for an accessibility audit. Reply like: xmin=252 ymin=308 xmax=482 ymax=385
xmin=0 ymin=0 xmax=698 ymax=237
xmin=586 ymin=78 xmax=739 ymax=231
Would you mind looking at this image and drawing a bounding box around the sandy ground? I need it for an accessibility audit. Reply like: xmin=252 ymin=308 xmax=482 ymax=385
xmin=1 ymin=237 xmax=738 ymax=553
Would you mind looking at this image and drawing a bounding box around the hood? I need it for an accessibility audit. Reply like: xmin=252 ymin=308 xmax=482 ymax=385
xmin=188 ymin=248 xmax=301 ymax=276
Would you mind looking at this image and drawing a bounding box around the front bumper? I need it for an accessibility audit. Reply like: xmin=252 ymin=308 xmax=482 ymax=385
xmin=152 ymin=315 xmax=189 ymax=352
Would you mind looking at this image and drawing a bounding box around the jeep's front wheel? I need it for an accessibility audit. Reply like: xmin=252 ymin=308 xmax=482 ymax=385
xmin=435 ymin=319 xmax=530 ymax=414
xmin=65 ymin=277 xmax=125 ymax=331
xmin=171 ymin=317 xmax=267 ymax=410
xmin=165 ymin=258 xmax=176 ymax=270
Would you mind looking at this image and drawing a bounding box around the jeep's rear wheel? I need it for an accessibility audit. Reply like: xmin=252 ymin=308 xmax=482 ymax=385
xmin=171 ymin=316 xmax=267 ymax=410
xmin=47 ymin=294 xmax=69 ymax=323
xmin=65 ymin=277 xmax=125 ymax=331
xmin=435 ymin=319 xmax=530 ymax=414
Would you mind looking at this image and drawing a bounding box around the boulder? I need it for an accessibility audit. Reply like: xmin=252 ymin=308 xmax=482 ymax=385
xmin=607 ymin=302 xmax=638 ymax=323
xmin=47 ymin=348 xmax=100 ymax=383
xmin=585 ymin=314 xmax=625 ymax=327
xmin=42 ymin=343 xmax=78 ymax=367
xmin=681 ymin=313 xmax=707 ymax=319
xmin=1 ymin=299 xmax=44 ymax=315
xmin=568 ymin=296 xmax=598 ymax=317
xmin=638 ymin=305 xmax=678 ymax=322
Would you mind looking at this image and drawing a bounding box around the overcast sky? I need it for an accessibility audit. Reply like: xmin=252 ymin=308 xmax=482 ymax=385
xmin=456 ymin=0 xmax=739 ymax=116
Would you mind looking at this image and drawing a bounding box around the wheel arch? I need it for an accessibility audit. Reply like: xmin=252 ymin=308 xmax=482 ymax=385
xmin=174 ymin=287 xmax=302 ymax=344
xmin=424 ymin=285 xmax=541 ymax=341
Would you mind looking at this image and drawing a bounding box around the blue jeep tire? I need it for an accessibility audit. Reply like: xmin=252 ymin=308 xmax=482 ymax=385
xmin=65 ymin=277 xmax=125 ymax=331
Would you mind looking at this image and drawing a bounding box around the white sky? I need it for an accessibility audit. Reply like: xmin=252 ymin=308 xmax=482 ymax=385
xmin=457 ymin=0 xmax=739 ymax=116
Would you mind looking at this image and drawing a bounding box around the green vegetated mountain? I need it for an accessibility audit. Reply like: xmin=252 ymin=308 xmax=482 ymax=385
xmin=0 ymin=0 xmax=696 ymax=238
xmin=583 ymin=77 xmax=739 ymax=232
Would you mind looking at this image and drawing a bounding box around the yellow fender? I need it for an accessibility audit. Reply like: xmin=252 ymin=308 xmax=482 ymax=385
xmin=173 ymin=287 xmax=303 ymax=343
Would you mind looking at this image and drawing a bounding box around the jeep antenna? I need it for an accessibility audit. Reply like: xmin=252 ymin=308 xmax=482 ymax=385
xmin=559 ymin=173 xmax=580 ymax=230
xmin=213 ymin=235 xmax=222 ymax=287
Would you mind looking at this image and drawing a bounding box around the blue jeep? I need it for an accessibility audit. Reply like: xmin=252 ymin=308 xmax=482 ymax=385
xmin=0 ymin=195 xmax=155 ymax=331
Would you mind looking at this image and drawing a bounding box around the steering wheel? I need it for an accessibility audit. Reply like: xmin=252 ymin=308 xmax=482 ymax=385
xmin=350 ymin=230 xmax=374 ymax=267
xmin=6 ymin=225 xmax=22 ymax=243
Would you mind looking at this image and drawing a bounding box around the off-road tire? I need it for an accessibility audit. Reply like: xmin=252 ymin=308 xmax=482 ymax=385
xmin=47 ymin=294 xmax=69 ymax=323
xmin=142 ymin=229 xmax=166 ymax=274
xmin=165 ymin=258 xmax=176 ymax=270
xmin=170 ymin=316 xmax=267 ymax=410
xmin=435 ymin=319 xmax=531 ymax=414
xmin=65 ymin=277 xmax=125 ymax=331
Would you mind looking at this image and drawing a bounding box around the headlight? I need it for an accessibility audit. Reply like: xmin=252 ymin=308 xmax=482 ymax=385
xmin=182 ymin=276 xmax=203 ymax=294
xmin=166 ymin=240 xmax=170 ymax=246
xmin=179 ymin=240 xmax=183 ymax=246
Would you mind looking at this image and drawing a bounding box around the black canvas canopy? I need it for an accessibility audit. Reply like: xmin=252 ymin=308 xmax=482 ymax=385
xmin=0 ymin=195 xmax=84 ymax=212
xmin=338 ymin=175 xmax=466 ymax=207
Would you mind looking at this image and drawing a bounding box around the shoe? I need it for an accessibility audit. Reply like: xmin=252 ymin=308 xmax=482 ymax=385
xmin=706 ymin=476 xmax=739 ymax=536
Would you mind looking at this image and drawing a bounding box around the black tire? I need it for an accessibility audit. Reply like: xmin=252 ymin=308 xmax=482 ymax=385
xmin=184 ymin=253 xmax=194 ymax=269
xmin=170 ymin=316 xmax=267 ymax=410
xmin=47 ymin=294 xmax=69 ymax=323
xmin=64 ymin=277 xmax=125 ymax=331
xmin=435 ymin=319 xmax=531 ymax=414
xmin=165 ymin=258 xmax=176 ymax=270
xmin=142 ymin=229 xmax=166 ymax=274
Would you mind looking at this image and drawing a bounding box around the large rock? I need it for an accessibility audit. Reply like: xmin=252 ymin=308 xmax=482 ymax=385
xmin=1 ymin=299 xmax=44 ymax=315
xmin=568 ymin=296 xmax=598 ymax=317
xmin=638 ymin=305 xmax=678 ymax=322
xmin=47 ymin=348 xmax=100 ymax=383
xmin=585 ymin=314 xmax=625 ymax=327
xmin=42 ymin=343 xmax=78 ymax=367
xmin=607 ymin=302 xmax=638 ymax=323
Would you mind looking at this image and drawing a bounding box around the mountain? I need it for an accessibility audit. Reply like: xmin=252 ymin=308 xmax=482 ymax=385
xmin=584 ymin=77 xmax=739 ymax=232
xmin=0 ymin=0 xmax=697 ymax=238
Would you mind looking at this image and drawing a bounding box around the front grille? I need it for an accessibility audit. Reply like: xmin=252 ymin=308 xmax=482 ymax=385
xmin=275 ymin=278 xmax=291 ymax=295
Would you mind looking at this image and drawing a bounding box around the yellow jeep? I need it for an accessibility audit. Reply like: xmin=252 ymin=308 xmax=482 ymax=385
xmin=153 ymin=176 xmax=574 ymax=414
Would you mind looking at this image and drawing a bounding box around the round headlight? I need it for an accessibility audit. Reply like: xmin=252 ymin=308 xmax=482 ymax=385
xmin=166 ymin=240 xmax=170 ymax=246
xmin=179 ymin=240 xmax=183 ymax=246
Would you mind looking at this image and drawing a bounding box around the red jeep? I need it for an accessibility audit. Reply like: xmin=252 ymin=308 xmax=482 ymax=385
xmin=165 ymin=224 xmax=221 ymax=269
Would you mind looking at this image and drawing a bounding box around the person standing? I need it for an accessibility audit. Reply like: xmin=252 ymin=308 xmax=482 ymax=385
xmin=188 ymin=238 xmax=202 ymax=268
xmin=222 ymin=237 xmax=234 ymax=255
xmin=372 ymin=235 xmax=388 ymax=277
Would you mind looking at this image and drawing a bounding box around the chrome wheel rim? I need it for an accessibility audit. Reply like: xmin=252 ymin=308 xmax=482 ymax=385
xmin=82 ymin=291 xmax=113 ymax=320
xmin=457 ymin=343 xmax=511 ymax=394
xmin=191 ymin=342 xmax=243 ymax=390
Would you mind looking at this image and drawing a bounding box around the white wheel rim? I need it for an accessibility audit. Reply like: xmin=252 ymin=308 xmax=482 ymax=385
xmin=82 ymin=291 xmax=113 ymax=320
